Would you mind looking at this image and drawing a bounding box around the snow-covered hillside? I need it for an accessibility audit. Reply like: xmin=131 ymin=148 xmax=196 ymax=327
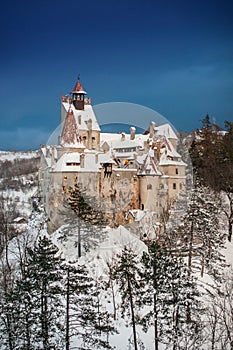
xmin=0 ymin=150 xmax=40 ymax=217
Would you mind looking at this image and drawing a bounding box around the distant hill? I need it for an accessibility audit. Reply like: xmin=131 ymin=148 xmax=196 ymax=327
xmin=100 ymin=123 xmax=145 ymax=134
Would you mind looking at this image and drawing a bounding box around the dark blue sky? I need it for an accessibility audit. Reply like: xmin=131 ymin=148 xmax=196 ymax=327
xmin=1 ymin=0 xmax=233 ymax=150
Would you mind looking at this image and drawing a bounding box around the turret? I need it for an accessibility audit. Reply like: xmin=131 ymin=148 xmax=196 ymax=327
xmin=71 ymin=75 xmax=87 ymax=110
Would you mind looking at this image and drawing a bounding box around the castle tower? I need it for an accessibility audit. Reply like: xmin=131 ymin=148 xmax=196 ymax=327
xmin=71 ymin=74 xmax=87 ymax=110
xmin=60 ymin=75 xmax=101 ymax=150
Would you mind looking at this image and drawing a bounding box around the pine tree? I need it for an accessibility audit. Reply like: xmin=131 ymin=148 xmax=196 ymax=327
xmin=62 ymin=262 xmax=115 ymax=350
xmin=220 ymin=121 xmax=233 ymax=241
xmin=182 ymin=182 xmax=226 ymax=279
xmin=164 ymin=254 xmax=203 ymax=349
xmin=139 ymin=242 xmax=167 ymax=350
xmin=64 ymin=183 xmax=107 ymax=258
xmin=19 ymin=235 xmax=64 ymax=349
xmin=0 ymin=266 xmax=19 ymax=350
xmin=190 ymin=117 xmax=233 ymax=241
xmin=112 ymin=246 xmax=143 ymax=350
xmin=139 ymin=241 xmax=203 ymax=350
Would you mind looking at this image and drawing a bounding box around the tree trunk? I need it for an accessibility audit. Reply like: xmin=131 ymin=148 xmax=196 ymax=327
xmin=173 ymin=306 xmax=179 ymax=350
xmin=111 ymin=279 xmax=117 ymax=320
xmin=187 ymin=221 xmax=194 ymax=323
xmin=78 ymin=218 xmax=81 ymax=258
xmin=228 ymin=218 xmax=232 ymax=242
xmin=188 ymin=221 xmax=194 ymax=273
xmin=201 ymin=256 xmax=205 ymax=277
xmin=65 ymin=268 xmax=70 ymax=350
xmin=41 ymin=283 xmax=49 ymax=349
xmin=227 ymin=194 xmax=233 ymax=242
xmin=127 ymin=273 xmax=138 ymax=350
xmin=154 ymin=292 xmax=159 ymax=350
xmin=6 ymin=313 xmax=14 ymax=350
xmin=44 ymin=294 xmax=48 ymax=349
xmin=25 ymin=303 xmax=31 ymax=350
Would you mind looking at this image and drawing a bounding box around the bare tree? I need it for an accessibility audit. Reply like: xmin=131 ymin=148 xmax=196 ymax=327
xmin=205 ymin=269 xmax=233 ymax=349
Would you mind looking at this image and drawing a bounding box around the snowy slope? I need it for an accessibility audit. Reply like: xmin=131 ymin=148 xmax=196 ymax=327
xmin=0 ymin=150 xmax=40 ymax=215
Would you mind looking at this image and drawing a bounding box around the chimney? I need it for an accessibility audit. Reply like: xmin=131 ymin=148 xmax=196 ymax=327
xmin=87 ymin=118 xmax=92 ymax=130
xmin=80 ymin=153 xmax=85 ymax=168
xmin=155 ymin=141 xmax=161 ymax=162
xmin=149 ymin=121 xmax=156 ymax=138
xmin=130 ymin=126 xmax=136 ymax=140
xmin=95 ymin=153 xmax=99 ymax=164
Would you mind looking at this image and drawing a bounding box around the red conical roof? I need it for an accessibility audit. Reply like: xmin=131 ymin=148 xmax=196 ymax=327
xmin=71 ymin=75 xmax=87 ymax=94
xmin=60 ymin=109 xmax=82 ymax=146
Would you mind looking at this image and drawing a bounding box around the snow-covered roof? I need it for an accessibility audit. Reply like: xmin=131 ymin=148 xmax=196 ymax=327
xmin=159 ymin=152 xmax=186 ymax=166
xmin=113 ymin=151 xmax=136 ymax=160
xmin=127 ymin=210 xmax=146 ymax=221
xmin=138 ymin=153 xmax=162 ymax=176
xmin=155 ymin=123 xmax=177 ymax=140
xmin=53 ymin=152 xmax=101 ymax=173
xmin=100 ymin=133 xmax=144 ymax=150
xmin=98 ymin=152 xmax=116 ymax=165
xmin=62 ymin=102 xmax=100 ymax=131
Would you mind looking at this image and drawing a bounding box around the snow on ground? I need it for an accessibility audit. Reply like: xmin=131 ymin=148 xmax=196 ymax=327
xmin=51 ymin=224 xmax=161 ymax=350
xmin=52 ymin=225 xmax=147 ymax=271
xmin=0 ymin=150 xmax=40 ymax=161
xmin=223 ymin=239 xmax=233 ymax=267
xmin=2 ymin=187 xmax=37 ymax=217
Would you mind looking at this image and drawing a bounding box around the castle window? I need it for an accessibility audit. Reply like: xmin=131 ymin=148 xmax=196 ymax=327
xmin=104 ymin=163 xmax=112 ymax=178
xmin=147 ymin=184 xmax=152 ymax=190
xmin=66 ymin=162 xmax=79 ymax=166
xmin=180 ymin=183 xmax=182 ymax=190
xmin=176 ymin=168 xmax=178 ymax=174
xmin=173 ymin=183 xmax=176 ymax=189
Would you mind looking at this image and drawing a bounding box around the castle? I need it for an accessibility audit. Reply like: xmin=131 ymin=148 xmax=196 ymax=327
xmin=39 ymin=76 xmax=186 ymax=232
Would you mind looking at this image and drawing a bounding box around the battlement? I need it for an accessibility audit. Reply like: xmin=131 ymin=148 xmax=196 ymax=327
xmin=61 ymin=96 xmax=92 ymax=105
